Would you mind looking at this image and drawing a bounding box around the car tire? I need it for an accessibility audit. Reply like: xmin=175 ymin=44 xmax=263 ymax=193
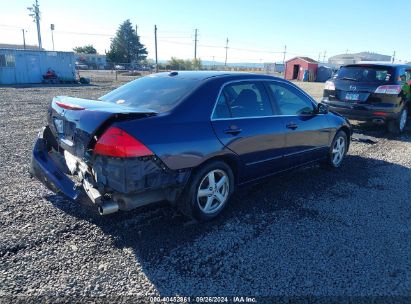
xmin=322 ymin=130 xmax=348 ymax=169
xmin=388 ymin=107 xmax=408 ymax=134
xmin=178 ymin=161 xmax=234 ymax=222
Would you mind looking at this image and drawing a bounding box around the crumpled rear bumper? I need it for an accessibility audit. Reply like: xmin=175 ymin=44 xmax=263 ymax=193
xmin=29 ymin=127 xmax=80 ymax=201
xmin=30 ymin=126 xmax=192 ymax=213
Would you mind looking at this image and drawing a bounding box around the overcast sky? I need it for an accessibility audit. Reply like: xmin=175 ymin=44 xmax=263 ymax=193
xmin=1 ymin=0 xmax=409 ymax=63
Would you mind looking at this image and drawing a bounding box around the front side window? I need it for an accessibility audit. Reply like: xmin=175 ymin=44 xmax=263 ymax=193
xmin=269 ymin=82 xmax=314 ymax=116
xmin=212 ymin=81 xmax=273 ymax=119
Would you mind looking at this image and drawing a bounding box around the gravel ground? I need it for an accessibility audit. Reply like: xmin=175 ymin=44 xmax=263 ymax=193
xmin=1 ymin=75 xmax=411 ymax=302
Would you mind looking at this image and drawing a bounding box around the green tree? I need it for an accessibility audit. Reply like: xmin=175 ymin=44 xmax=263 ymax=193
xmin=106 ymin=19 xmax=147 ymax=64
xmin=167 ymin=57 xmax=202 ymax=70
xmin=192 ymin=58 xmax=202 ymax=70
xmin=73 ymin=44 xmax=97 ymax=54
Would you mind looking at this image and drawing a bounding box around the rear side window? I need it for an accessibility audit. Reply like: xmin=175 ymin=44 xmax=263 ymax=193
xmin=268 ymin=82 xmax=315 ymax=116
xmin=213 ymin=93 xmax=231 ymax=119
xmin=335 ymin=66 xmax=394 ymax=83
xmin=212 ymin=81 xmax=273 ymax=119
xmin=99 ymin=75 xmax=199 ymax=113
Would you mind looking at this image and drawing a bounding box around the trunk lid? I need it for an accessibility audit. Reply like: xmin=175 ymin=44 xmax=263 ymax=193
xmin=333 ymin=80 xmax=380 ymax=103
xmin=48 ymin=96 xmax=157 ymax=158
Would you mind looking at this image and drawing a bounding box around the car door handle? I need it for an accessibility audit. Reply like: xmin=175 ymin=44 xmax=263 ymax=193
xmin=286 ymin=123 xmax=298 ymax=130
xmin=224 ymin=128 xmax=242 ymax=135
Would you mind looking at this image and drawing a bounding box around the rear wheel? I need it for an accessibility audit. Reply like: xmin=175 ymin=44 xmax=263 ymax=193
xmin=388 ymin=107 xmax=408 ymax=134
xmin=178 ymin=161 xmax=234 ymax=221
xmin=323 ymin=130 xmax=348 ymax=168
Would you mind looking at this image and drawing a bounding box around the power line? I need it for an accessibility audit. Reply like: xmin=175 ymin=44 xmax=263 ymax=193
xmin=0 ymin=24 xmax=21 ymax=29
xmin=159 ymin=39 xmax=192 ymax=46
xmin=50 ymin=29 xmax=191 ymax=40
xmin=159 ymin=30 xmax=192 ymax=34
xmin=0 ymin=23 xmax=299 ymax=58
xmin=229 ymin=46 xmax=284 ymax=54
xmin=54 ymin=30 xmax=113 ymax=37
xmin=0 ymin=23 xmax=355 ymax=62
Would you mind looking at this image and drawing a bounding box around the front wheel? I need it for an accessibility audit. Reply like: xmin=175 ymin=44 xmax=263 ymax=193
xmin=323 ymin=130 xmax=348 ymax=168
xmin=178 ymin=161 xmax=234 ymax=222
xmin=388 ymin=107 xmax=408 ymax=134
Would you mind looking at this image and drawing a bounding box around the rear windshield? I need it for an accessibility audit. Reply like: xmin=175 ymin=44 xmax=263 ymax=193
xmin=99 ymin=75 xmax=199 ymax=112
xmin=335 ymin=66 xmax=394 ymax=83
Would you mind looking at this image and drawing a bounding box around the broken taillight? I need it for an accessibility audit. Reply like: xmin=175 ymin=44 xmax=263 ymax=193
xmin=93 ymin=127 xmax=153 ymax=158
xmin=55 ymin=101 xmax=85 ymax=110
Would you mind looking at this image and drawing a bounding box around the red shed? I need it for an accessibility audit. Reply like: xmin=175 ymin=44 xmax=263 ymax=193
xmin=284 ymin=57 xmax=318 ymax=81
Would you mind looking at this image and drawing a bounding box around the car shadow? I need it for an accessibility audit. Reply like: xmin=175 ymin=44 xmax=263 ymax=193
xmin=350 ymin=120 xmax=411 ymax=142
xmin=44 ymin=152 xmax=411 ymax=296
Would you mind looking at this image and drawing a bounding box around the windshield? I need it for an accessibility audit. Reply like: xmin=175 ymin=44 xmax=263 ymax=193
xmin=99 ymin=75 xmax=200 ymax=113
xmin=335 ymin=66 xmax=394 ymax=83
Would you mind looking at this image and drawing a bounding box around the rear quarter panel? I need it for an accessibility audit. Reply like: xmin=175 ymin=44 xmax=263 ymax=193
xmin=326 ymin=112 xmax=352 ymax=145
xmin=112 ymin=78 xmax=240 ymax=171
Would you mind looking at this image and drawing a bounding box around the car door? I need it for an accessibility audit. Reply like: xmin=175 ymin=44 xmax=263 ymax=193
xmin=267 ymin=81 xmax=331 ymax=167
xmin=211 ymin=80 xmax=287 ymax=182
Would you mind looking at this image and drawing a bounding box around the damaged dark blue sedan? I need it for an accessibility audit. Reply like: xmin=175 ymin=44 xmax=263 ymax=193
xmin=30 ymin=72 xmax=351 ymax=221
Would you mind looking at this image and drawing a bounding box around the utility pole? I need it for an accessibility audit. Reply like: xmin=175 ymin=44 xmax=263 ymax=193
xmin=224 ymin=38 xmax=229 ymax=68
xmin=283 ymin=45 xmax=287 ymax=78
xmin=154 ymin=25 xmax=158 ymax=72
xmin=135 ymin=25 xmax=138 ymax=36
xmin=27 ymin=0 xmax=42 ymax=49
xmin=323 ymin=51 xmax=327 ymax=63
xmin=392 ymin=51 xmax=396 ymax=63
xmin=318 ymin=52 xmax=321 ymax=62
xmin=22 ymin=29 xmax=26 ymax=50
xmin=50 ymin=24 xmax=55 ymax=51
xmin=194 ymin=28 xmax=198 ymax=60
xmin=282 ymin=45 xmax=287 ymax=65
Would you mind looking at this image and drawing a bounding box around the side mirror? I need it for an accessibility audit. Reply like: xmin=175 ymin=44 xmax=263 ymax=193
xmin=316 ymin=103 xmax=329 ymax=114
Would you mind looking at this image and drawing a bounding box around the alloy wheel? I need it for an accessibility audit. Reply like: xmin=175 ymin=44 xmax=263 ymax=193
xmin=332 ymin=136 xmax=346 ymax=166
xmin=197 ymin=169 xmax=229 ymax=214
xmin=399 ymin=108 xmax=408 ymax=132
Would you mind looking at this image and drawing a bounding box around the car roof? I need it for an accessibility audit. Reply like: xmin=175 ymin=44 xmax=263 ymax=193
xmin=152 ymin=71 xmax=280 ymax=81
xmin=344 ymin=63 xmax=411 ymax=69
